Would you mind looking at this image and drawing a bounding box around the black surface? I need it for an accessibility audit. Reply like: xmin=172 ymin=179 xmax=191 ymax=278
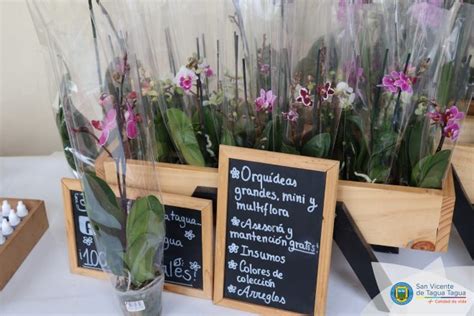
xmin=372 ymin=245 xmax=399 ymax=254
xmin=333 ymin=202 xmax=389 ymax=312
xmin=192 ymin=186 xmax=218 ymax=226
xmin=222 ymin=158 xmax=326 ymax=314
xmin=452 ymin=168 xmax=474 ymax=260
xmin=70 ymin=191 xmax=205 ymax=289
xmin=333 ymin=202 xmax=378 ymax=298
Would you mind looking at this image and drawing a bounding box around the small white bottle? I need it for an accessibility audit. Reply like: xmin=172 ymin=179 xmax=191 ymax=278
xmin=0 ymin=233 xmax=5 ymax=245
xmin=1 ymin=218 xmax=13 ymax=236
xmin=16 ymin=201 xmax=29 ymax=218
xmin=2 ymin=200 xmax=11 ymax=217
xmin=9 ymin=209 xmax=21 ymax=227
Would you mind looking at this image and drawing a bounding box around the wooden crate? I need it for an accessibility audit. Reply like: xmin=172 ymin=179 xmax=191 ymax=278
xmin=0 ymin=198 xmax=49 ymax=290
xmin=98 ymin=159 xmax=455 ymax=252
xmin=452 ymin=115 xmax=474 ymax=202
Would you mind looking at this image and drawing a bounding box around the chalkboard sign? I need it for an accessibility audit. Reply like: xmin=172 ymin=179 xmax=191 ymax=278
xmin=214 ymin=146 xmax=339 ymax=315
xmin=61 ymin=178 xmax=214 ymax=299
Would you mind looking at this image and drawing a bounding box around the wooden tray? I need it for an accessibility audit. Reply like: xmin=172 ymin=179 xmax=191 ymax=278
xmin=0 ymin=198 xmax=49 ymax=290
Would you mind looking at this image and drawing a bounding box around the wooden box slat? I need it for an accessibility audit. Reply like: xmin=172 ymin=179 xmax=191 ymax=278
xmin=99 ymin=158 xmax=455 ymax=252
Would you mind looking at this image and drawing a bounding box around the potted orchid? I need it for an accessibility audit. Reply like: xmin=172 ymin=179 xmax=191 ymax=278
xmin=154 ymin=54 xmax=221 ymax=167
xmin=335 ymin=0 xmax=472 ymax=188
xmin=29 ymin=1 xmax=167 ymax=315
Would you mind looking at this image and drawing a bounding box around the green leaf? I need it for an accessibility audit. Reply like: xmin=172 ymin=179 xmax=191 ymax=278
xmin=411 ymin=149 xmax=451 ymax=188
xmin=83 ymin=173 xmax=124 ymax=229
xmin=203 ymin=107 xmax=222 ymax=154
xmin=281 ymin=143 xmax=299 ymax=155
xmin=221 ymin=128 xmax=236 ymax=146
xmin=126 ymin=195 xmax=165 ymax=286
xmin=437 ymin=62 xmax=454 ymax=107
xmin=272 ymin=117 xmax=283 ymax=152
xmin=154 ymin=107 xmax=175 ymax=162
xmin=234 ymin=111 xmax=256 ymax=148
xmin=302 ymin=133 xmax=331 ymax=158
xmin=368 ymin=128 xmax=397 ymax=183
xmin=82 ymin=173 xmax=126 ymax=275
xmin=192 ymin=106 xmax=222 ymax=162
xmin=166 ymin=108 xmax=205 ymax=166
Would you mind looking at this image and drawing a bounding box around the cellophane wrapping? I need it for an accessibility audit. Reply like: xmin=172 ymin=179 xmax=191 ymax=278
xmin=29 ymin=1 xmax=166 ymax=314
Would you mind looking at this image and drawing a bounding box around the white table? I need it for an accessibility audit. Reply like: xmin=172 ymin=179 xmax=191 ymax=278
xmin=0 ymin=153 xmax=472 ymax=315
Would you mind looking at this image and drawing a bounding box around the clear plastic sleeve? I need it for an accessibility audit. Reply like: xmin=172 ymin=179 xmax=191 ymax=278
xmin=28 ymin=1 xmax=166 ymax=314
xmin=338 ymin=0 xmax=473 ymax=187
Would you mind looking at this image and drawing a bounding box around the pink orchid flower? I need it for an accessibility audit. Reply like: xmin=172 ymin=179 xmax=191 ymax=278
xmin=175 ymin=66 xmax=197 ymax=93
xmin=427 ymin=110 xmax=443 ymax=123
xmin=259 ymin=63 xmax=270 ymax=76
xmin=427 ymin=104 xmax=464 ymax=126
xmin=125 ymin=102 xmax=139 ymax=140
xmin=393 ymin=72 xmax=413 ymax=93
xmin=443 ymin=121 xmax=460 ymax=141
xmin=255 ymin=89 xmax=277 ymax=112
xmin=296 ymin=87 xmax=313 ymax=107
xmin=444 ymin=105 xmax=464 ymax=123
xmin=98 ymin=93 xmax=114 ymax=108
xmin=382 ymin=71 xmax=414 ymax=94
xmin=283 ymin=109 xmax=299 ymax=122
xmin=91 ymin=109 xmax=117 ymax=146
xmin=127 ymin=91 xmax=138 ymax=101
xmin=199 ymin=63 xmax=214 ymax=77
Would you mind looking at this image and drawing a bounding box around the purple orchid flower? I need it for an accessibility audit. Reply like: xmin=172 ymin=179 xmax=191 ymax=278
xmin=427 ymin=110 xmax=443 ymax=123
xmin=255 ymin=89 xmax=277 ymax=112
xmin=443 ymin=121 xmax=460 ymax=141
xmin=382 ymin=71 xmax=414 ymax=94
xmin=283 ymin=109 xmax=299 ymax=123
xmin=445 ymin=105 xmax=464 ymax=123
xmin=91 ymin=109 xmax=117 ymax=146
xmin=427 ymin=104 xmax=464 ymax=126
xmin=199 ymin=62 xmax=214 ymax=77
xmin=125 ymin=103 xmax=139 ymax=140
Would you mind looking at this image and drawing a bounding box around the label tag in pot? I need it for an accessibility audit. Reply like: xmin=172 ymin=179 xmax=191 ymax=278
xmin=125 ymin=300 xmax=145 ymax=312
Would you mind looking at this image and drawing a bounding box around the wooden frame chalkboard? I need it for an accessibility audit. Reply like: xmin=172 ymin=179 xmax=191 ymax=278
xmin=214 ymin=146 xmax=339 ymax=315
xmin=61 ymin=178 xmax=214 ymax=299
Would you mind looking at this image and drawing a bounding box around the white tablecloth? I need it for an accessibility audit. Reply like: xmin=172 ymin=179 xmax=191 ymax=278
xmin=0 ymin=153 xmax=472 ymax=315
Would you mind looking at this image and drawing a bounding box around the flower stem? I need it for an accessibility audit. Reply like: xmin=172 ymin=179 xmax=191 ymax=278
xmin=312 ymin=48 xmax=322 ymax=137
xmin=234 ymin=32 xmax=239 ymax=102
xmin=73 ymin=128 xmax=124 ymax=204
xmin=372 ymin=48 xmax=389 ymax=137
xmin=196 ymin=38 xmax=205 ymax=131
xmin=436 ymin=134 xmax=445 ymax=153
xmin=88 ymin=0 xmax=102 ymax=89
xmin=242 ymin=58 xmax=248 ymax=105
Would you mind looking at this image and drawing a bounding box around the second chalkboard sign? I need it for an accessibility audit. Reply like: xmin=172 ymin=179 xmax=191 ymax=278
xmin=61 ymin=178 xmax=213 ymax=299
xmin=214 ymin=146 xmax=339 ymax=315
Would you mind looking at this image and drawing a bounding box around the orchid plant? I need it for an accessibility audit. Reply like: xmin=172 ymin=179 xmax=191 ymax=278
xmin=153 ymin=52 xmax=222 ymax=167
xmin=335 ymin=0 xmax=472 ymax=188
